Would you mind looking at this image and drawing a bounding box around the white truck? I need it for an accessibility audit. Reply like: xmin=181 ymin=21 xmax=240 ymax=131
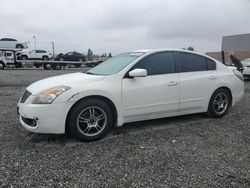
xmin=0 ymin=49 xmax=22 ymax=69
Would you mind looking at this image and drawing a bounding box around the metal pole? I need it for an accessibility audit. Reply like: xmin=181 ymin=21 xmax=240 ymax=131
xmin=33 ymin=35 xmax=36 ymax=50
xmin=221 ymin=51 xmax=225 ymax=64
xmin=51 ymin=42 xmax=55 ymax=59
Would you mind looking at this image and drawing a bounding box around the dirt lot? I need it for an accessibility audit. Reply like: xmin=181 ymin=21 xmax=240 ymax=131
xmin=0 ymin=68 xmax=250 ymax=187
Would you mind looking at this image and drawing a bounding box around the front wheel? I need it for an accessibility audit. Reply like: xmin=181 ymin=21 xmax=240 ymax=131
xmin=0 ymin=61 xmax=5 ymax=70
xmin=207 ymin=88 xmax=231 ymax=118
xmin=67 ymin=99 xmax=114 ymax=141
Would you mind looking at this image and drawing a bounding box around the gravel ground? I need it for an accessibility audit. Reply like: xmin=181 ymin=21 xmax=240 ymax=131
xmin=0 ymin=69 xmax=250 ymax=187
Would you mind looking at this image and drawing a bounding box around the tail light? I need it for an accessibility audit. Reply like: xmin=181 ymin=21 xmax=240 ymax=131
xmin=233 ymin=69 xmax=244 ymax=81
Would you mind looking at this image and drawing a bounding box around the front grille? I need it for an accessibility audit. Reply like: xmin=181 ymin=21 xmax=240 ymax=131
xmin=20 ymin=90 xmax=32 ymax=103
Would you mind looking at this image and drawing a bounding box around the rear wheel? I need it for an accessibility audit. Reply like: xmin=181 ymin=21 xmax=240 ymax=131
xmin=0 ymin=61 xmax=5 ymax=70
xmin=42 ymin=56 xmax=49 ymax=61
xmin=52 ymin=64 xmax=62 ymax=70
xmin=16 ymin=44 xmax=24 ymax=49
xmin=43 ymin=63 xmax=52 ymax=70
xmin=21 ymin=56 xmax=28 ymax=60
xmin=67 ymin=99 xmax=114 ymax=141
xmin=207 ymin=88 xmax=231 ymax=118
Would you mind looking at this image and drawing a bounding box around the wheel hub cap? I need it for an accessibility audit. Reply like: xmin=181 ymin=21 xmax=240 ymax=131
xmin=77 ymin=106 xmax=107 ymax=136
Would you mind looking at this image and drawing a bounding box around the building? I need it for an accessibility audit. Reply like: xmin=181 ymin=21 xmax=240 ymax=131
xmin=206 ymin=33 xmax=250 ymax=63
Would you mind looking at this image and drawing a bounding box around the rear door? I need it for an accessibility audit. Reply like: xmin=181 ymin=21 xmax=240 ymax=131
xmin=122 ymin=51 xmax=180 ymax=121
xmin=177 ymin=52 xmax=217 ymax=113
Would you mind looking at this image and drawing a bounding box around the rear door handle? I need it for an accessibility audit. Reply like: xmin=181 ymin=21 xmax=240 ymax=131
xmin=168 ymin=81 xmax=178 ymax=86
xmin=209 ymin=75 xmax=217 ymax=80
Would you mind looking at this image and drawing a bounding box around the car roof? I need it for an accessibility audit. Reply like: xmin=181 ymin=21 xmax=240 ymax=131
xmin=131 ymin=48 xmax=200 ymax=54
xmin=0 ymin=38 xmax=17 ymax=41
xmin=129 ymin=48 xmax=219 ymax=62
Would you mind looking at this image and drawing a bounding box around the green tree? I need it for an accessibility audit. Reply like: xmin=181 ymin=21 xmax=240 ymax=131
xmin=108 ymin=52 xmax=112 ymax=57
xmin=187 ymin=46 xmax=195 ymax=51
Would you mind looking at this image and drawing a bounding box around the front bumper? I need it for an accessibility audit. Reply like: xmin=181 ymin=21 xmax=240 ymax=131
xmin=18 ymin=102 xmax=71 ymax=134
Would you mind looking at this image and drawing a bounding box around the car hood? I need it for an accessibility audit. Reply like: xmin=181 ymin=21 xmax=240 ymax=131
xmin=26 ymin=72 xmax=104 ymax=95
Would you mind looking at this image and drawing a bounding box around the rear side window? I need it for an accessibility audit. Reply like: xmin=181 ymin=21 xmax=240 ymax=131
xmin=133 ymin=52 xmax=175 ymax=75
xmin=179 ymin=52 xmax=216 ymax=72
xmin=36 ymin=50 xmax=46 ymax=53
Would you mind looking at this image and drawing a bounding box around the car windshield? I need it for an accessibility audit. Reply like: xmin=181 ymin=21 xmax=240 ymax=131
xmin=86 ymin=52 xmax=143 ymax=76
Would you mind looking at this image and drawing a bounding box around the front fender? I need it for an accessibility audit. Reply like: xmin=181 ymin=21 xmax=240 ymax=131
xmin=66 ymin=90 xmax=124 ymax=126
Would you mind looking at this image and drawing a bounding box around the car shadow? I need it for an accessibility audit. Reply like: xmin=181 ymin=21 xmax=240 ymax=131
xmin=22 ymin=113 xmax=208 ymax=144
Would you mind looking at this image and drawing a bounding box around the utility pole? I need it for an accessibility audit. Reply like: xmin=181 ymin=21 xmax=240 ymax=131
xmin=51 ymin=42 xmax=55 ymax=59
xmin=33 ymin=35 xmax=36 ymax=50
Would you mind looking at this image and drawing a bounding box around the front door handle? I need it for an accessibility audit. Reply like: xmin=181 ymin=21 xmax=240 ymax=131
xmin=209 ymin=75 xmax=217 ymax=80
xmin=168 ymin=81 xmax=178 ymax=86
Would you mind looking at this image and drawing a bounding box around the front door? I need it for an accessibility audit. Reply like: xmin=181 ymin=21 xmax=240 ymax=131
xmin=122 ymin=51 xmax=180 ymax=121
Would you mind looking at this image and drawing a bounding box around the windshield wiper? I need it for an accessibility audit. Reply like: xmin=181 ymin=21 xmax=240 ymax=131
xmin=85 ymin=72 xmax=105 ymax=76
xmin=86 ymin=72 xmax=96 ymax=75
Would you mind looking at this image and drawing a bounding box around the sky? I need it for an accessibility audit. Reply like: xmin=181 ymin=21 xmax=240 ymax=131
xmin=0 ymin=0 xmax=250 ymax=55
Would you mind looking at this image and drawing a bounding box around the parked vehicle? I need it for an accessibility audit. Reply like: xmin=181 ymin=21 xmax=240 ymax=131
xmin=55 ymin=51 xmax=86 ymax=63
xmin=0 ymin=38 xmax=28 ymax=49
xmin=17 ymin=50 xmax=53 ymax=61
xmin=241 ymin=58 xmax=250 ymax=77
xmin=0 ymin=50 xmax=22 ymax=69
xmin=17 ymin=49 xmax=244 ymax=141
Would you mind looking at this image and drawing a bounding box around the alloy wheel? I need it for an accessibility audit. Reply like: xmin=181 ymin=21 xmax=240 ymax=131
xmin=77 ymin=106 xmax=107 ymax=137
xmin=212 ymin=93 xmax=228 ymax=115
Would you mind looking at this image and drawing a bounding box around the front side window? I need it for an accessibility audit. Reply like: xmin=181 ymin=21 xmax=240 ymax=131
xmin=133 ymin=52 xmax=175 ymax=75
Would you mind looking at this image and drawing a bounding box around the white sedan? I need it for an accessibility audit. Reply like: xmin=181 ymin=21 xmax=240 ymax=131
xmin=17 ymin=49 xmax=244 ymax=141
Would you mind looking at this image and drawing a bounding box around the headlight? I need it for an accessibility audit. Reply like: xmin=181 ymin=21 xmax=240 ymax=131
xmin=32 ymin=86 xmax=71 ymax=104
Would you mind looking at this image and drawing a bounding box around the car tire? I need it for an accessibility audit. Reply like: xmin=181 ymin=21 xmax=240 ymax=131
xmin=21 ymin=56 xmax=28 ymax=60
xmin=52 ymin=64 xmax=62 ymax=70
xmin=0 ymin=61 xmax=5 ymax=70
xmin=43 ymin=63 xmax=52 ymax=70
xmin=42 ymin=56 xmax=49 ymax=61
xmin=207 ymin=88 xmax=231 ymax=118
xmin=67 ymin=98 xmax=114 ymax=141
xmin=75 ymin=63 xmax=81 ymax=68
xmin=15 ymin=62 xmax=22 ymax=68
xmin=16 ymin=44 xmax=24 ymax=49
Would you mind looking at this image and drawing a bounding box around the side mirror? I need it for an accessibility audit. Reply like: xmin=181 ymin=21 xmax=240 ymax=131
xmin=129 ymin=69 xmax=147 ymax=78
